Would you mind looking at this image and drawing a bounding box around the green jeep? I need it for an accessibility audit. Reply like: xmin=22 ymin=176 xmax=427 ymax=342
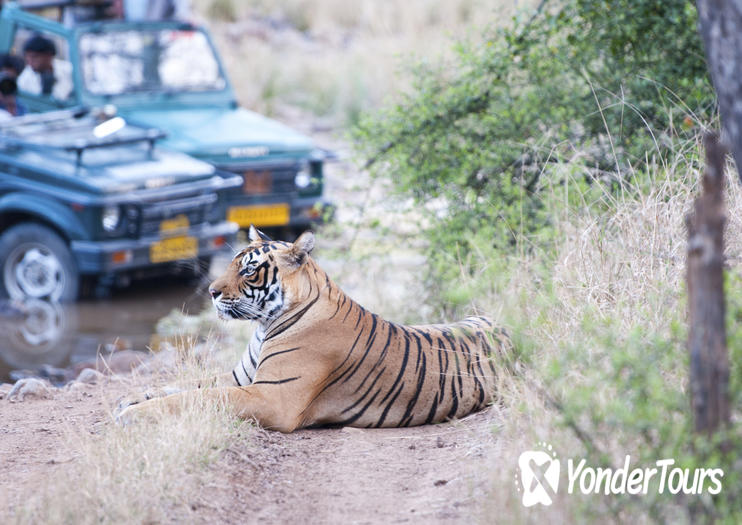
xmin=0 ymin=108 xmax=240 ymax=301
xmin=0 ymin=1 xmax=331 ymax=236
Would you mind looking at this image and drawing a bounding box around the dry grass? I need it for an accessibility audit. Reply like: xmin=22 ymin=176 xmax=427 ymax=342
xmin=192 ymin=0 xmax=537 ymax=125
xmin=463 ymin=138 xmax=742 ymax=522
xmin=12 ymin=334 xmax=253 ymax=524
xmin=16 ymin=403 xmax=242 ymax=524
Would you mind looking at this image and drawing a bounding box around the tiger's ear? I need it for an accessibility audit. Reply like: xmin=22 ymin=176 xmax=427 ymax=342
xmin=248 ymin=225 xmax=272 ymax=242
xmin=295 ymin=230 xmax=315 ymax=254
xmin=281 ymin=231 xmax=314 ymax=268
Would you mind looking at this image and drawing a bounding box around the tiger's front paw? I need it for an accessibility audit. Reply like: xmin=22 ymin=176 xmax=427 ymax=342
xmin=114 ymin=392 xmax=157 ymax=425
xmin=115 ymin=392 xmax=149 ymax=414
xmin=114 ymin=403 xmax=138 ymax=426
xmin=113 ymin=404 xmax=150 ymax=427
xmin=116 ymin=386 xmax=173 ymax=412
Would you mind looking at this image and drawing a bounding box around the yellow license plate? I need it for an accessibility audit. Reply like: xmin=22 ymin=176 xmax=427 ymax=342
xmin=150 ymin=236 xmax=198 ymax=263
xmin=227 ymin=203 xmax=290 ymax=227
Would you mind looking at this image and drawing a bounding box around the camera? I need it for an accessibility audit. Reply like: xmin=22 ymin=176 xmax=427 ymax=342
xmin=0 ymin=73 xmax=18 ymax=97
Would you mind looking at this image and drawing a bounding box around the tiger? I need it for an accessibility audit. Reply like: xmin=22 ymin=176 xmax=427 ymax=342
xmin=115 ymin=226 xmax=512 ymax=432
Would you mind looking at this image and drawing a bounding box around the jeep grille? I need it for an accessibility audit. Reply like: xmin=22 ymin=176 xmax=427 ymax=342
xmin=218 ymin=164 xmax=298 ymax=196
xmin=137 ymin=193 xmax=218 ymax=237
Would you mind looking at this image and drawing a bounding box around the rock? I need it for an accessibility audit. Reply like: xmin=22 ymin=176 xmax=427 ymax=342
xmin=38 ymin=364 xmax=70 ymax=383
xmin=75 ymin=368 xmax=106 ymax=384
xmin=7 ymin=377 xmax=53 ymax=401
xmin=73 ymin=349 xmax=150 ymax=377
xmin=65 ymin=381 xmax=88 ymax=393
xmin=133 ymin=347 xmax=176 ymax=375
xmin=0 ymin=383 xmax=12 ymax=399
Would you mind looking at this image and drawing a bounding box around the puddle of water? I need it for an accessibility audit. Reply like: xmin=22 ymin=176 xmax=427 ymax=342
xmin=0 ymin=275 xmax=213 ymax=384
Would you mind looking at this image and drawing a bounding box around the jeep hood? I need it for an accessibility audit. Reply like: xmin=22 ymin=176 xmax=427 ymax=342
xmin=95 ymin=150 xmax=218 ymax=193
xmin=121 ymin=107 xmax=315 ymax=157
xmin=17 ymin=148 xmax=220 ymax=195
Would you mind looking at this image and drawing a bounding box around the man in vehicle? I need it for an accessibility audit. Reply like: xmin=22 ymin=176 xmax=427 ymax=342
xmin=0 ymin=53 xmax=26 ymax=119
xmin=17 ymin=35 xmax=72 ymax=101
xmin=1 ymin=53 xmax=24 ymax=79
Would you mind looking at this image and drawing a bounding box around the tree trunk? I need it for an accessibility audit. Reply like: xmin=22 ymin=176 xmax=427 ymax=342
xmin=696 ymin=0 xmax=742 ymax=183
xmin=686 ymin=132 xmax=730 ymax=435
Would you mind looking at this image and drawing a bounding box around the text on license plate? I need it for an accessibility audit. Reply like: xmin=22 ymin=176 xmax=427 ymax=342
xmin=150 ymin=236 xmax=198 ymax=263
xmin=227 ymin=204 xmax=290 ymax=227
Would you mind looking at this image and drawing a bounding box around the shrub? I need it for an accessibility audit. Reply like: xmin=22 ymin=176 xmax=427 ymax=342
xmin=453 ymin=152 xmax=742 ymax=521
xmin=354 ymin=0 xmax=715 ymax=269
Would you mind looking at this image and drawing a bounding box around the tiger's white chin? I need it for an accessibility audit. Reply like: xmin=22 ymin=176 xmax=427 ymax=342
xmin=212 ymin=300 xmax=261 ymax=321
xmin=212 ymin=302 xmax=233 ymax=321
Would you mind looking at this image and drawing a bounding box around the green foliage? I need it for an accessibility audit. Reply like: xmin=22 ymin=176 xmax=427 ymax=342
xmin=543 ymin=276 xmax=742 ymax=521
xmin=354 ymin=0 xmax=714 ymax=263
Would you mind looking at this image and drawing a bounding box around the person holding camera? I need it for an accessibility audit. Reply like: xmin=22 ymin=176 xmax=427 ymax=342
xmin=0 ymin=53 xmax=26 ymax=120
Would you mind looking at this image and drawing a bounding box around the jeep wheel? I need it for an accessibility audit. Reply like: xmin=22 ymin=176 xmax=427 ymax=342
xmin=0 ymin=224 xmax=79 ymax=302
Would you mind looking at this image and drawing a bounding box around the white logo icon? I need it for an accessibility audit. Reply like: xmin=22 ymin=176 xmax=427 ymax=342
xmin=516 ymin=442 xmax=560 ymax=507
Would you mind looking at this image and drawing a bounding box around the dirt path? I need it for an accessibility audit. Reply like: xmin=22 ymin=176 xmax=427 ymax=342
xmin=202 ymin=411 xmax=498 ymax=524
xmin=0 ymin=382 xmax=117 ymax=514
xmin=0 ymin=380 xmax=499 ymax=524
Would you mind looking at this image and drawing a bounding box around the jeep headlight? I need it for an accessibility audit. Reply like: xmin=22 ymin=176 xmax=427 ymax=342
xmin=102 ymin=205 xmax=121 ymax=232
xmin=295 ymin=164 xmax=312 ymax=189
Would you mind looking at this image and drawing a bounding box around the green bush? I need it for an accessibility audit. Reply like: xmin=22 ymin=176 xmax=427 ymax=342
xmin=354 ymin=0 xmax=715 ymax=266
xmin=542 ymin=275 xmax=742 ymax=522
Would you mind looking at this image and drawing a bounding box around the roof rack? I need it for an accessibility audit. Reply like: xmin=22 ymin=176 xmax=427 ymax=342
xmin=0 ymin=106 xmax=89 ymax=128
xmin=0 ymin=107 xmax=166 ymax=164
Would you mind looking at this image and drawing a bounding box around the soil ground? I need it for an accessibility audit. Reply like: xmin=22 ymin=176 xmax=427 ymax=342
xmin=0 ymin=379 xmax=500 ymax=524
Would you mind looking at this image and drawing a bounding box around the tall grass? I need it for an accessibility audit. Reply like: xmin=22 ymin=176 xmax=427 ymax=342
xmin=193 ymin=0 xmax=535 ymax=125
xmin=13 ymin=334 xmax=253 ymax=524
xmin=452 ymin=133 xmax=742 ymax=522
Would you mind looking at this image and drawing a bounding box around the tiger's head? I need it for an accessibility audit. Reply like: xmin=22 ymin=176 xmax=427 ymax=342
xmin=209 ymin=225 xmax=315 ymax=323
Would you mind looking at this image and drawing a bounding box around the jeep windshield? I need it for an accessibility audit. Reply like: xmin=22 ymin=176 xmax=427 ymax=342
xmin=78 ymin=29 xmax=226 ymax=96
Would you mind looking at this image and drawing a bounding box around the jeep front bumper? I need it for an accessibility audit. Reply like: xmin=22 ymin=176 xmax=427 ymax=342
xmin=71 ymin=221 xmax=238 ymax=274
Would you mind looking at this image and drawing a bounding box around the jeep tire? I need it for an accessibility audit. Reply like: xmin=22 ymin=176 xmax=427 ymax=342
xmin=0 ymin=223 xmax=79 ymax=302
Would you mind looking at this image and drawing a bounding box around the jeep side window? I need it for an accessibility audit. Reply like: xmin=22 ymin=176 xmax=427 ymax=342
xmin=12 ymin=28 xmax=74 ymax=103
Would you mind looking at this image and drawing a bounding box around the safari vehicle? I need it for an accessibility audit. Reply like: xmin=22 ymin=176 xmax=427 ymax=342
xmin=0 ymin=1 xmax=331 ymax=237
xmin=0 ymin=107 xmax=240 ymax=301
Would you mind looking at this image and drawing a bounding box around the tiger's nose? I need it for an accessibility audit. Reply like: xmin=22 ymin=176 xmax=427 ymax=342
xmin=209 ymin=287 xmax=221 ymax=299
